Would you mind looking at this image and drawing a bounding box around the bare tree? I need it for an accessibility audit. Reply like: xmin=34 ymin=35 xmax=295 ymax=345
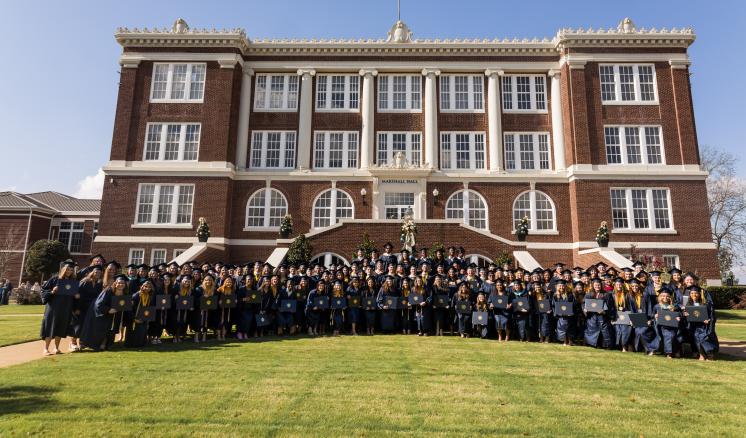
xmin=701 ymin=145 xmax=746 ymax=276
xmin=0 ymin=224 xmax=25 ymax=281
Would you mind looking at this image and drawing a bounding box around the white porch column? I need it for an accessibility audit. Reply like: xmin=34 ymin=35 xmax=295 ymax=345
xmin=422 ymin=68 xmax=440 ymax=169
xmin=235 ymin=66 xmax=254 ymax=170
xmin=485 ymin=69 xmax=503 ymax=171
xmin=359 ymin=69 xmax=378 ymax=170
xmin=296 ymin=69 xmax=316 ymax=170
xmin=549 ymin=69 xmax=566 ymax=171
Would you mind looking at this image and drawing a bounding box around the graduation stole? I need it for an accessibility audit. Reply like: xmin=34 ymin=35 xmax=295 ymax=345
xmin=633 ymin=292 xmax=642 ymax=310
xmin=140 ymin=290 xmax=152 ymax=307
xmin=476 ymin=302 xmax=488 ymax=312
xmin=270 ymin=285 xmax=279 ymax=297
xmin=615 ymin=290 xmax=626 ymax=310
xmin=202 ymin=285 xmax=215 ymax=298
xmin=179 ymin=286 xmax=191 ymax=297
xmin=401 ymin=286 xmax=411 ymax=297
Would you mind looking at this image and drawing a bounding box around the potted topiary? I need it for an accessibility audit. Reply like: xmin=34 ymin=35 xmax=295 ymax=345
xmin=196 ymin=217 xmax=210 ymax=243
xmin=596 ymin=221 xmax=609 ymax=247
xmin=516 ymin=216 xmax=530 ymax=241
xmin=279 ymin=214 xmax=293 ymax=239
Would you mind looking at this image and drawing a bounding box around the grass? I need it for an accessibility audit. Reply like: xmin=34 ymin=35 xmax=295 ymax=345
xmin=716 ymin=309 xmax=746 ymax=341
xmin=1 ymin=335 xmax=746 ymax=437
xmin=0 ymin=313 xmax=41 ymax=347
xmin=0 ymin=304 xmax=44 ymax=315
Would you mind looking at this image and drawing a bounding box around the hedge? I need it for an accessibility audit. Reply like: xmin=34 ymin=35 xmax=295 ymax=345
xmin=706 ymin=286 xmax=746 ymax=309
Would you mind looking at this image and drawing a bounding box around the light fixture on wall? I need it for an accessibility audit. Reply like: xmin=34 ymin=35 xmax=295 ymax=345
xmin=360 ymin=187 xmax=367 ymax=205
xmin=432 ymin=187 xmax=440 ymax=205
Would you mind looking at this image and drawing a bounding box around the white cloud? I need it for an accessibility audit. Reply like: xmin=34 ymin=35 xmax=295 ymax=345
xmin=73 ymin=168 xmax=105 ymax=199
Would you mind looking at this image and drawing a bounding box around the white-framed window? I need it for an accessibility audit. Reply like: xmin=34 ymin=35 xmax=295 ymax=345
xmin=440 ymin=132 xmax=486 ymax=170
xmin=254 ymin=74 xmax=299 ymax=111
xmin=439 ymin=75 xmax=484 ymax=111
xmin=92 ymin=222 xmax=99 ymax=240
xmin=512 ymin=190 xmax=556 ymax=232
xmin=245 ymin=188 xmax=288 ymax=229
xmin=312 ymin=188 xmax=354 ymax=228
xmin=173 ymin=249 xmax=187 ymax=259
xmin=604 ymin=125 xmax=664 ymax=165
xmin=143 ymin=123 xmax=201 ymax=161
xmin=151 ymin=249 xmax=167 ymax=266
xmin=465 ymin=254 xmax=493 ymax=269
xmin=599 ymin=64 xmax=658 ymax=104
xmin=315 ymin=74 xmax=359 ymax=111
xmin=376 ymin=132 xmax=422 ymax=166
xmin=150 ymin=63 xmax=206 ymax=102
xmin=663 ymin=255 xmax=680 ymax=269
xmin=135 ymin=184 xmax=194 ymax=225
xmin=128 ymin=248 xmax=145 ymax=265
xmin=503 ymin=132 xmax=551 ymax=171
xmin=384 ymin=192 xmax=415 ymax=220
xmin=445 ymin=189 xmax=488 ymax=229
xmin=501 ymin=75 xmax=547 ymax=112
xmin=313 ymin=131 xmax=359 ymax=169
xmin=378 ymin=75 xmax=422 ymax=111
xmin=58 ymin=221 xmax=84 ymax=253
xmin=250 ymin=131 xmax=296 ymax=169
xmin=610 ymin=188 xmax=673 ymax=231
xmin=311 ymin=252 xmax=350 ymax=268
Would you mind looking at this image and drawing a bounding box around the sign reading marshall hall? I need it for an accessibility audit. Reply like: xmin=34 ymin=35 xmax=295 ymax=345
xmin=95 ymin=16 xmax=719 ymax=282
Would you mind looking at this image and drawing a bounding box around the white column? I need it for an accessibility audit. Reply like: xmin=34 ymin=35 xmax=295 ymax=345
xmin=422 ymin=69 xmax=440 ymax=169
xmin=549 ymin=69 xmax=566 ymax=171
xmin=235 ymin=66 xmax=254 ymax=170
xmin=359 ymin=69 xmax=377 ymax=170
xmin=296 ymin=69 xmax=316 ymax=170
xmin=485 ymin=69 xmax=503 ymax=171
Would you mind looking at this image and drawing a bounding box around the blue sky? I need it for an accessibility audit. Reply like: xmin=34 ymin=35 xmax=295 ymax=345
xmin=0 ymin=0 xmax=744 ymax=197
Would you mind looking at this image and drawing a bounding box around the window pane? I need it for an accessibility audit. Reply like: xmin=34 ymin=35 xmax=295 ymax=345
xmin=348 ymin=75 xmax=359 ymax=109
xmin=605 ymin=127 xmax=622 ymax=164
xmin=393 ymin=76 xmax=407 ymax=109
xmin=455 ymin=134 xmax=470 ymax=168
xmin=164 ymin=124 xmax=181 ymax=160
xmin=519 ymin=134 xmax=535 ymax=170
xmin=152 ymin=65 xmax=169 ymax=100
xmin=445 ymin=191 xmax=464 ymax=219
xmin=619 ymin=65 xmax=636 ymax=101
xmin=268 ymin=190 xmax=287 ymax=227
xmin=313 ymin=190 xmax=333 ymax=228
xmin=538 ymin=134 xmax=550 ymax=170
xmin=284 ymin=132 xmax=296 ymax=168
xmin=156 ymin=185 xmax=175 ymax=223
xmin=246 ymin=190 xmax=267 ymax=227
xmin=314 ymin=133 xmax=325 ymax=168
xmin=410 ymin=133 xmax=421 ymax=166
xmin=287 ymin=76 xmax=298 ymax=109
xmin=270 ymin=76 xmax=285 ymax=109
xmin=624 ymin=127 xmax=642 ymax=164
xmin=513 ymin=192 xmax=531 ymax=230
xmin=328 ymin=132 xmax=344 ymax=168
xmin=331 ymin=75 xmax=345 ymax=108
xmin=189 ymin=64 xmax=206 ymax=100
xmin=335 ymin=190 xmax=353 ymax=222
xmin=652 ymin=189 xmax=670 ymax=229
xmin=600 ymin=66 xmax=616 ymax=101
xmin=439 ymin=76 xmax=450 ymax=110
xmin=183 ymin=124 xmax=200 ymax=160
xmin=176 ymin=186 xmax=194 ymax=224
xmin=170 ymin=64 xmax=188 ymax=100
xmin=145 ymin=124 xmax=163 ymax=160
xmin=250 ymin=132 xmax=263 ymax=168
xmin=265 ymin=132 xmax=281 ymax=167
xmin=504 ymin=134 xmax=515 ymax=170
xmin=610 ymin=189 xmax=629 ymax=229
xmin=454 ymin=76 xmax=469 ymax=109
xmin=467 ymin=191 xmax=487 ymax=229
xmin=255 ymin=75 xmax=267 ymax=109
xmin=410 ymin=76 xmax=421 ymax=109
xmin=631 ymin=189 xmax=649 ymax=228
xmin=502 ymin=76 xmax=513 ymax=110
xmin=440 ymin=133 xmax=451 ymax=169
xmin=471 ymin=76 xmax=483 ymax=110
xmin=534 ymin=192 xmax=554 ymax=230
xmin=316 ymin=75 xmax=327 ymax=109
xmin=378 ymin=76 xmax=388 ymax=109
xmin=347 ymin=132 xmax=358 ymax=168
xmin=137 ymin=185 xmax=155 ymax=223
xmin=377 ymin=133 xmax=388 ymax=165
xmin=644 ymin=126 xmax=662 ymax=164
xmin=638 ymin=66 xmax=655 ymax=101
xmin=534 ymin=76 xmax=546 ymax=110
xmin=474 ymin=134 xmax=485 ymax=169
xmin=516 ymin=76 xmax=531 ymax=110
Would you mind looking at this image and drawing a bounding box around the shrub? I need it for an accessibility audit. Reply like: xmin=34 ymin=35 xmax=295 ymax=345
xmin=706 ymin=286 xmax=746 ymax=309
xmin=13 ymin=287 xmax=42 ymax=305
xmin=286 ymin=234 xmax=312 ymax=266
xmin=25 ymin=240 xmax=70 ymax=281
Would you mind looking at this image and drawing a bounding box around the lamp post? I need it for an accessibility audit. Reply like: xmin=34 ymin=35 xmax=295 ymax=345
xmin=432 ymin=188 xmax=440 ymax=205
xmin=360 ymin=187 xmax=367 ymax=205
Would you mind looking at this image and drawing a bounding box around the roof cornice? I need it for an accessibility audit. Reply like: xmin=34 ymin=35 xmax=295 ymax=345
xmin=114 ymin=18 xmax=695 ymax=57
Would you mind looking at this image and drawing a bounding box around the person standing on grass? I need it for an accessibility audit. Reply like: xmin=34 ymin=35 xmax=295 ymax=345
xmin=553 ymin=280 xmax=573 ymax=346
xmin=217 ymin=276 xmax=237 ymax=340
xmin=126 ymin=279 xmax=155 ymax=348
xmin=510 ymin=280 xmax=530 ymax=342
xmin=363 ymin=276 xmax=379 ymax=335
xmin=612 ymin=277 xmax=634 ymax=352
xmin=346 ymin=276 xmax=362 ymax=336
xmin=584 ymin=278 xmax=614 ymax=349
xmin=40 ymin=260 xmax=78 ymax=355
xmin=452 ymin=283 xmax=473 ymax=338
xmin=653 ymin=290 xmax=682 ymax=359
xmin=0 ymin=278 xmax=6 ymax=305
xmin=70 ymin=266 xmax=103 ymax=352
xmin=79 ymin=274 xmax=128 ymax=351
xmin=683 ymin=285 xmax=718 ymax=361
xmin=276 ymin=278 xmax=296 ymax=336
xmin=307 ymin=279 xmax=329 ymax=336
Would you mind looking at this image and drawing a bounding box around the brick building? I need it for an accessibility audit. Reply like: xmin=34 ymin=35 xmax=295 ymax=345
xmin=0 ymin=191 xmax=100 ymax=283
xmin=94 ymin=17 xmax=720 ymax=283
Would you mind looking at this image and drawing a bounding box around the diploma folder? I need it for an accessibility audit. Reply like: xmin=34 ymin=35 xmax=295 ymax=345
xmin=472 ymin=311 xmax=488 ymax=324
xmin=313 ymin=296 xmax=330 ymax=310
xmin=362 ymin=297 xmax=377 ymax=309
xmin=200 ymin=296 xmax=217 ymax=310
xmin=408 ymin=293 xmax=424 ymax=305
xmin=136 ymin=305 xmax=156 ymax=323
xmin=176 ymin=296 xmax=193 ymax=310
xmin=255 ymin=313 xmax=271 ymax=327
xmin=384 ymin=296 xmax=400 ymax=310
xmin=584 ymin=298 xmax=606 ymax=313
xmin=657 ymin=309 xmax=680 ymax=328
xmin=612 ymin=311 xmax=632 ymax=326
xmin=555 ymin=301 xmax=574 ymax=316
xmin=456 ymin=300 xmax=471 ymax=314
xmin=434 ymin=294 xmax=449 ymax=308
xmin=111 ymin=295 xmax=133 ymax=312
xmin=281 ymin=299 xmax=297 ymax=313
xmin=628 ymin=312 xmax=649 ymax=328
xmin=685 ymin=305 xmax=707 ymax=323
xmin=513 ymin=297 xmax=529 ymax=312
xmin=490 ymin=295 xmax=508 ymax=309
xmin=331 ymin=297 xmax=348 ymax=310
xmin=219 ymin=294 xmax=237 ymax=309
xmin=155 ymin=294 xmax=171 ymax=310
xmin=57 ymin=279 xmax=79 ymax=296
xmin=246 ymin=291 xmax=262 ymax=304
xmin=536 ymin=299 xmax=551 ymax=312
xmin=347 ymin=296 xmax=361 ymax=308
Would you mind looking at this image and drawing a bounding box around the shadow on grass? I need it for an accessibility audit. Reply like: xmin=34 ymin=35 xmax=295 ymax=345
xmin=91 ymin=333 xmax=320 ymax=354
xmin=0 ymin=385 xmax=60 ymax=415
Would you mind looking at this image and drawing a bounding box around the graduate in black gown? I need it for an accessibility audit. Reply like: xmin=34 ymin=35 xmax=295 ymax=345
xmin=472 ymin=293 xmax=489 ymax=339
xmin=584 ymin=278 xmax=613 ymax=349
xmin=70 ymin=266 xmax=102 ymax=352
xmin=346 ymin=276 xmax=362 ymax=336
xmin=79 ymin=274 xmax=129 ymax=351
xmin=125 ymin=279 xmax=155 ymax=348
xmin=452 ymin=283 xmax=473 ymax=338
xmin=553 ymin=280 xmax=573 ymax=346
xmin=653 ymin=290 xmax=682 ymax=358
xmin=276 ymin=279 xmax=296 ymax=336
xmin=217 ymin=276 xmax=237 ymax=340
xmin=627 ymin=279 xmax=655 ymax=354
xmin=377 ymin=276 xmax=400 ymax=334
xmin=236 ymin=275 xmax=258 ymax=339
xmin=612 ymin=277 xmax=634 ymax=352
xmin=40 ymin=260 xmax=78 ymax=355
xmin=194 ymin=274 xmax=218 ymax=343
xmin=173 ymin=275 xmax=195 ymax=343
xmin=362 ymin=277 xmax=378 ymax=335
xmin=431 ymin=275 xmax=450 ymax=336
xmin=412 ymin=276 xmax=432 ymax=336
xmin=330 ymin=281 xmax=346 ymax=336
xmin=683 ymin=286 xmax=718 ymax=360
xmin=306 ymin=279 xmax=328 ymax=336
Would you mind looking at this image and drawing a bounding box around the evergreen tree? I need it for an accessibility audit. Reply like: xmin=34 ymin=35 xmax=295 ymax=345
xmin=25 ymin=240 xmax=71 ymax=281
xmin=286 ymin=234 xmax=312 ymax=265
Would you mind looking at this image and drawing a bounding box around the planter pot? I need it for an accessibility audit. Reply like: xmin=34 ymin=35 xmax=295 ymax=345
xmin=279 ymin=231 xmax=290 ymax=239
xmin=597 ymin=239 xmax=609 ymax=248
xmin=197 ymin=235 xmax=208 ymax=243
xmin=516 ymin=233 xmax=527 ymax=242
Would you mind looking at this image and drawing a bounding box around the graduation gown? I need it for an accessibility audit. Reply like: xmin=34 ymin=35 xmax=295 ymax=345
xmin=452 ymin=294 xmax=473 ymax=335
xmin=687 ymin=301 xmax=719 ymax=354
xmin=236 ymin=285 xmax=258 ymax=334
xmin=40 ymin=276 xmax=76 ymax=339
xmin=511 ymin=290 xmax=531 ymax=340
xmin=629 ymin=294 xmax=655 ymax=352
xmin=553 ymin=293 xmax=574 ymax=340
xmin=413 ymin=287 xmax=433 ymax=333
xmin=613 ymin=293 xmax=635 ymax=347
xmin=654 ymin=303 xmax=681 ymax=354
xmin=345 ymin=287 xmax=361 ymax=325
xmin=491 ymin=292 xmax=513 ymax=331
xmin=79 ymin=288 xmax=124 ymax=350
xmin=306 ymin=290 xmax=328 ymax=328
xmin=72 ymin=280 xmax=102 ymax=338
xmin=362 ymin=289 xmax=378 ymax=329
xmin=377 ymin=288 xmax=400 ymax=332
xmin=584 ymin=292 xmax=614 ymax=348
xmin=125 ymin=292 xmax=152 ymax=348
xmin=276 ymin=288 xmax=295 ymax=328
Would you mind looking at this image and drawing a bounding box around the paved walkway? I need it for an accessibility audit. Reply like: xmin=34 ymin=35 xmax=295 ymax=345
xmin=1 ymin=338 xmax=745 ymax=369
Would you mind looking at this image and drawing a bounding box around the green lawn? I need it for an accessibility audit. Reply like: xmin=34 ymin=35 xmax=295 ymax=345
xmin=716 ymin=309 xmax=746 ymax=341
xmin=0 ymin=315 xmax=41 ymax=347
xmin=0 ymin=304 xmax=45 ymax=315
xmin=1 ymin=336 xmax=745 ymax=437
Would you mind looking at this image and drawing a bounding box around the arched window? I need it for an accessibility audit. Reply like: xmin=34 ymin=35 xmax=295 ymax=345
xmin=512 ymin=190 xmax=556 ymax=232
xmin=312 ymin=189 xmax=354 ymax=228
xmin=311 ymin=252 xmax=350 ymax=268
xmin=245 ymin=188 xmax=288 ymax=228
xmin=465 ymin=254 xmax=493 ymax=269
xmin=445 ymin=189 xmax=488 ymax=229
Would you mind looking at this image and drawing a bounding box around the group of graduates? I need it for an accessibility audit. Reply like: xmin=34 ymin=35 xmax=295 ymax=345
xmin=39 ymin=243 xmax=719 ymax=360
